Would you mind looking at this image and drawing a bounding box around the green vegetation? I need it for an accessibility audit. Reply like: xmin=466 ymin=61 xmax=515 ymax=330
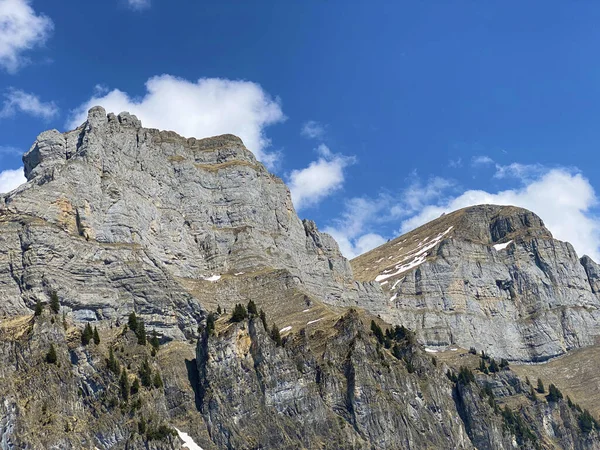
xmin=107 ymin=347 xmax=120 ymax=375
xmin=138 ymin=417 xmax=147 ymax=435
xmin=457 ymin=366 xmax=475 ymax=385
xmin=468 ymin=347 xmax=477 ymax=355
xmin=81 ymin=323 xmax=93 ymax=346
xmin=247 ymin=300 xmax=258 ymax=316
xmin=128 ymin=312 xmax=138 ymax=332
xmin=206 ymin=313 xmax=216 ymax=335
xmin=536 ymin=378 xmax=545 ymax=394
xmin=45 ymin=344 xmax=57 ymax=364
xmin=260 ymin=309 xmax=268 ymax=330
xmin=501 ymin=406 xmax=538 ymax=446
xmin=146 ymin=424 xmax=176 ymax=440
xmin=230 ymin=303 xmax=248 ymax=322
xmin=131 ymin=377 xmax=140 ymax=395
xmin=93 ymin=326 xmax=100 ymax=345
xmin=271 ymin=324 xmax=282 ymax=346
xmin=119 ymin=368 xmax=130 ymax=401
xmin=49 ymin=291 xmax=60 ymax=314
xmin=153 ymin=372 xmax=163 ymax=389
xmin=34 ymin=299 xmax=43 ymax=316
xmin=139 ymin=358 xmax=152 ymax=388
xmin=546 ymin=384 xmax=563 ymax=402
xmin=578 ymin=409 xmax=599 ymax=433
xmin=135 ymin=320 xmax=147 ymax=345
xmin=488 ymin=359 xmax=499 ymax=373
xmin=150 ymin=330 xmax=160 ymax=351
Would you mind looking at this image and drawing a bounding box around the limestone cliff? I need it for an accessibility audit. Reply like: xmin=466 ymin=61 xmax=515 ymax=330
xmin=352 ymin=205 xmax=600 ymax=362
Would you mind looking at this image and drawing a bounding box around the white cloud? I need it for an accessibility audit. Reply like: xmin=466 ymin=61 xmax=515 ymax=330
xmin=127 ymin=0 xmax=150 ymax=10
xmin=472 ymin=155 xmax=494 ymax=166
xmin=301 ymin=120 xmax=325 ymax=139
xmin=0 ymin=145 xmax=21 ymax=156
xmin=68 ymin=75 xmax=285 ymax=168
xmin=449 ymin=158 xmax=463 ymax=168
xmin=0 ymin=0 xmax=53 ymax=73
xmin=0 ymin=167 xmax=26 ymax=193
xmin=287 ymin=144 xmax=355 ymax=210
xmin=1 ymin=88 xmax=59 ymax=119
xmin=400 ymin=169 xmax=600 ymax=261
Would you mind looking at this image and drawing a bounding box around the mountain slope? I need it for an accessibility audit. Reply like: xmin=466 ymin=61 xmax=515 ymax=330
xmin=352 ymin=205 xmax=600 ymax=362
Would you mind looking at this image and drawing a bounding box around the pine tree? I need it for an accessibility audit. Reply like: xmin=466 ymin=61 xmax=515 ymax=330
xmin=537 ymin=378 xmax=545 ymax=394
xmin=93 ymin=326 xmax=100 ymax=345
xmin=81 ymin=323 xmax=93 ymax=346
xmin=547 ymin=384 xmax=563 ymax=402
xmin=271 ymin=324 xmax=282 ymax=346
xmin=216 ymin=305 xmax=222 ymax=315
xmin=49 ymin=291 xmax=60 ymax=314
xmin=45 ymin=344 xmax=57 ymax=364
xmin=370 ymin=320 xmax=384 ymax=344
xmin=119 ymin=368 xmax=130 ymax=401
xmin=131 ymin=377 xmax=140 ymax=395
xmin=107 ymin=347 xmax=120 ymax=375
xmin=136 ymin=319 xmax=147 ymax=345
xmin=153 ymin=372 xmax=163 ymax=389
xmin=128 ymin=312 xmax=138 ymax=332
xmin=247 ymin=300 xmax=258 ymax=316
xmin=138 ymin=417 xmax=147 ymax=435
xmin=259 ymin=309 xmax=268 ymax=330
xmin=139 ymin=358 xmax=152 ymax=387
xmin=230 ymin=303 xmax=248 ymax=323
xmin=150 ymin=330 xmax=160 ymax=351
xmin=488 ymin=359 xmax=499 ymax=373
xmin=206 ymin=313 xmax=216 ymax=335
xmin=34 ymin=299 xmax=43 ymax=316
xmin=478 ymin=358 xmax=487 ymax=373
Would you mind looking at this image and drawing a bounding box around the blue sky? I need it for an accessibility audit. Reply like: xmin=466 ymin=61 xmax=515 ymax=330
xmin=2 ymin=0 xmax=600 ymax=259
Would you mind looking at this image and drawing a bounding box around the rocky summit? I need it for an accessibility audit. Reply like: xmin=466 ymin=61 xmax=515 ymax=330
xmin=0 ymin=108 xmax=599 ymax=448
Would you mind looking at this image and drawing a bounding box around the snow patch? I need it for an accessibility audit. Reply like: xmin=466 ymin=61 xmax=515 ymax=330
xmin=376 ymin=257 xmax=384 ymax=263
xmin=234 ymin=272 xmax=245 ymax=276
xmin=425 ymin=348 xmax=438 ymax=353
xmin=302 ymin=308 xmax=311 ymax=312
xmin=280 ymin=326 xmax=292 ymax=333
xmin=175 ymin=427 xmax=204 ymax=450
xmin=375 ymin=253 xmax=428 ymax=282
xmin=307 ymin=318 xmax=323 ymax=325
xmin=379 ymin=281 xmax=389 ymax=286
xmin=389 ymin=294 xmax=397 ymax=302
xmin=493 ymin=240 xmax=513 ymax=251
xmin=203 ymin=275 xmax=221 ymax=282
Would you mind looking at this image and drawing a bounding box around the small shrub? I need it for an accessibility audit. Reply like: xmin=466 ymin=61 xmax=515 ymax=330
xmin=247 ymin=300 xmax=258 ymax=316
xmin=469 ymin=347 xmax=477 ymax=355
xmin=45 ymin=344 xmax=57 ymax=364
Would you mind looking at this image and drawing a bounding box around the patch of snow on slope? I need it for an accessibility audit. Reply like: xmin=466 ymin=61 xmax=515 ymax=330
xmin=234 ymin=272 xmax=244 ymax=276
xmin=280 ymin=326 xmax=292 ymax=333
xmin=391 ymin=278 xmax=404 ymax=290
xmin=302 ymin=308 xmax=311 ymax=312
xmin=380 ymin=281 xmax=388 ymax=286
xmin=203 ymin=275 xmax=221 ymax=282
xmin=493 ymin=240 xmax=513 ymax=251
xmin=174 ymin=427 xmax=204 ymax=450
xmin=375 ymin=253 xmax=428 ymax=282
xmin=389 ymin=294 xmax=397 ymax=302
xmin=307 ymin=318 xmax=323 ymax=325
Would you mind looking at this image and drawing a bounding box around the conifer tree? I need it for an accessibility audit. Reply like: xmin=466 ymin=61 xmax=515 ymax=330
xmin=34 ymin=299 xmax=43 ymax=317
xmin=216 ymin=305 xmax=222 ymax=315
xmin=138 ymin=417 xmax=147 ymax=435
xmin=119 ymin=368 xmax=130 ymax=401
xmin=259 ymin=309 xmax=268 ymax=330
xmin=136 ymin=319 xmax=147 ymax=345
xmin=150 ymin=330 xmax=160 ymax=351
xmin=139 ymin=358 xmax=152 ymax=387
xmin=49 ymin=291 xmax=60 ymax=314
xmin=131 ymin=377 xmax=140 ymax=395
xmin=247 ymin=300 xmax=258 ymax=316
xmin=107 ymin=347 xmax=120 ymax=375
xmin=206 ymin=313 xmax=216 ymax=335
xmin=81 ymin=323 xmax=93 ymax=346
xmin=537 ymin=378 xmax=545 ymax=394
xmin=128 ymin=312 xmax=138 ymax=332
xmin=230 ymin=303 xmax=248 ymax=323
xmin=271 ymin=324 xmax=282 ymax=346
xmin=153 ymin=372 xmax=163 ymax=389
xmin=93 ymin=326 xmax=100 ymax=345
xmin=45 ymin=344 xmax=57 ymax=364
xmin=488 ymin=359 xmax=499 ymax=373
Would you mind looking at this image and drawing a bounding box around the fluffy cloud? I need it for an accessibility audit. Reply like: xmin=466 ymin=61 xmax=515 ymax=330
xmin=1 ymin=88 xmax=59 ymax=119
xmin=68 ymin=75 xmax=285 ymax=168
xmin=0 ymin=167 xmax=26 ymax=193
xmin=399 ymin=169 xmax=600 ymax=260
xmin=301 ymin=120 xmax=325 ymax=139
xmin=323 ymin=196 xmax=388 ymax=259
xmin=0 ymin=0 xmax=53 ymax=73
xmin=287 ymin=144 xmax=355 ymax=211
xmin=127 ymin=0 xmax=150 ymax=10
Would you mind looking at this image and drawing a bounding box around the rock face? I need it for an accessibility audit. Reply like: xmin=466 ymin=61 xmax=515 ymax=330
xmin=0 ymin=106 xmax=371 ymax=340
xmin=352 ymin=205 xmax=600 ymax=362
xmin=0 ymin=109 xmax=599 ymax=448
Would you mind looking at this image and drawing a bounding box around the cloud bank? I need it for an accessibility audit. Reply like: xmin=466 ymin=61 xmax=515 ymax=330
xmin=1 ymin=88 xmax=59 ymax=119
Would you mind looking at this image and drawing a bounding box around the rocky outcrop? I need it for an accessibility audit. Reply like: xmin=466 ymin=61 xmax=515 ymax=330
xmin=352 ymin=205 xmax=600 ymax=362
xmin=0 ymin=106 xmax=373 ymax=340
